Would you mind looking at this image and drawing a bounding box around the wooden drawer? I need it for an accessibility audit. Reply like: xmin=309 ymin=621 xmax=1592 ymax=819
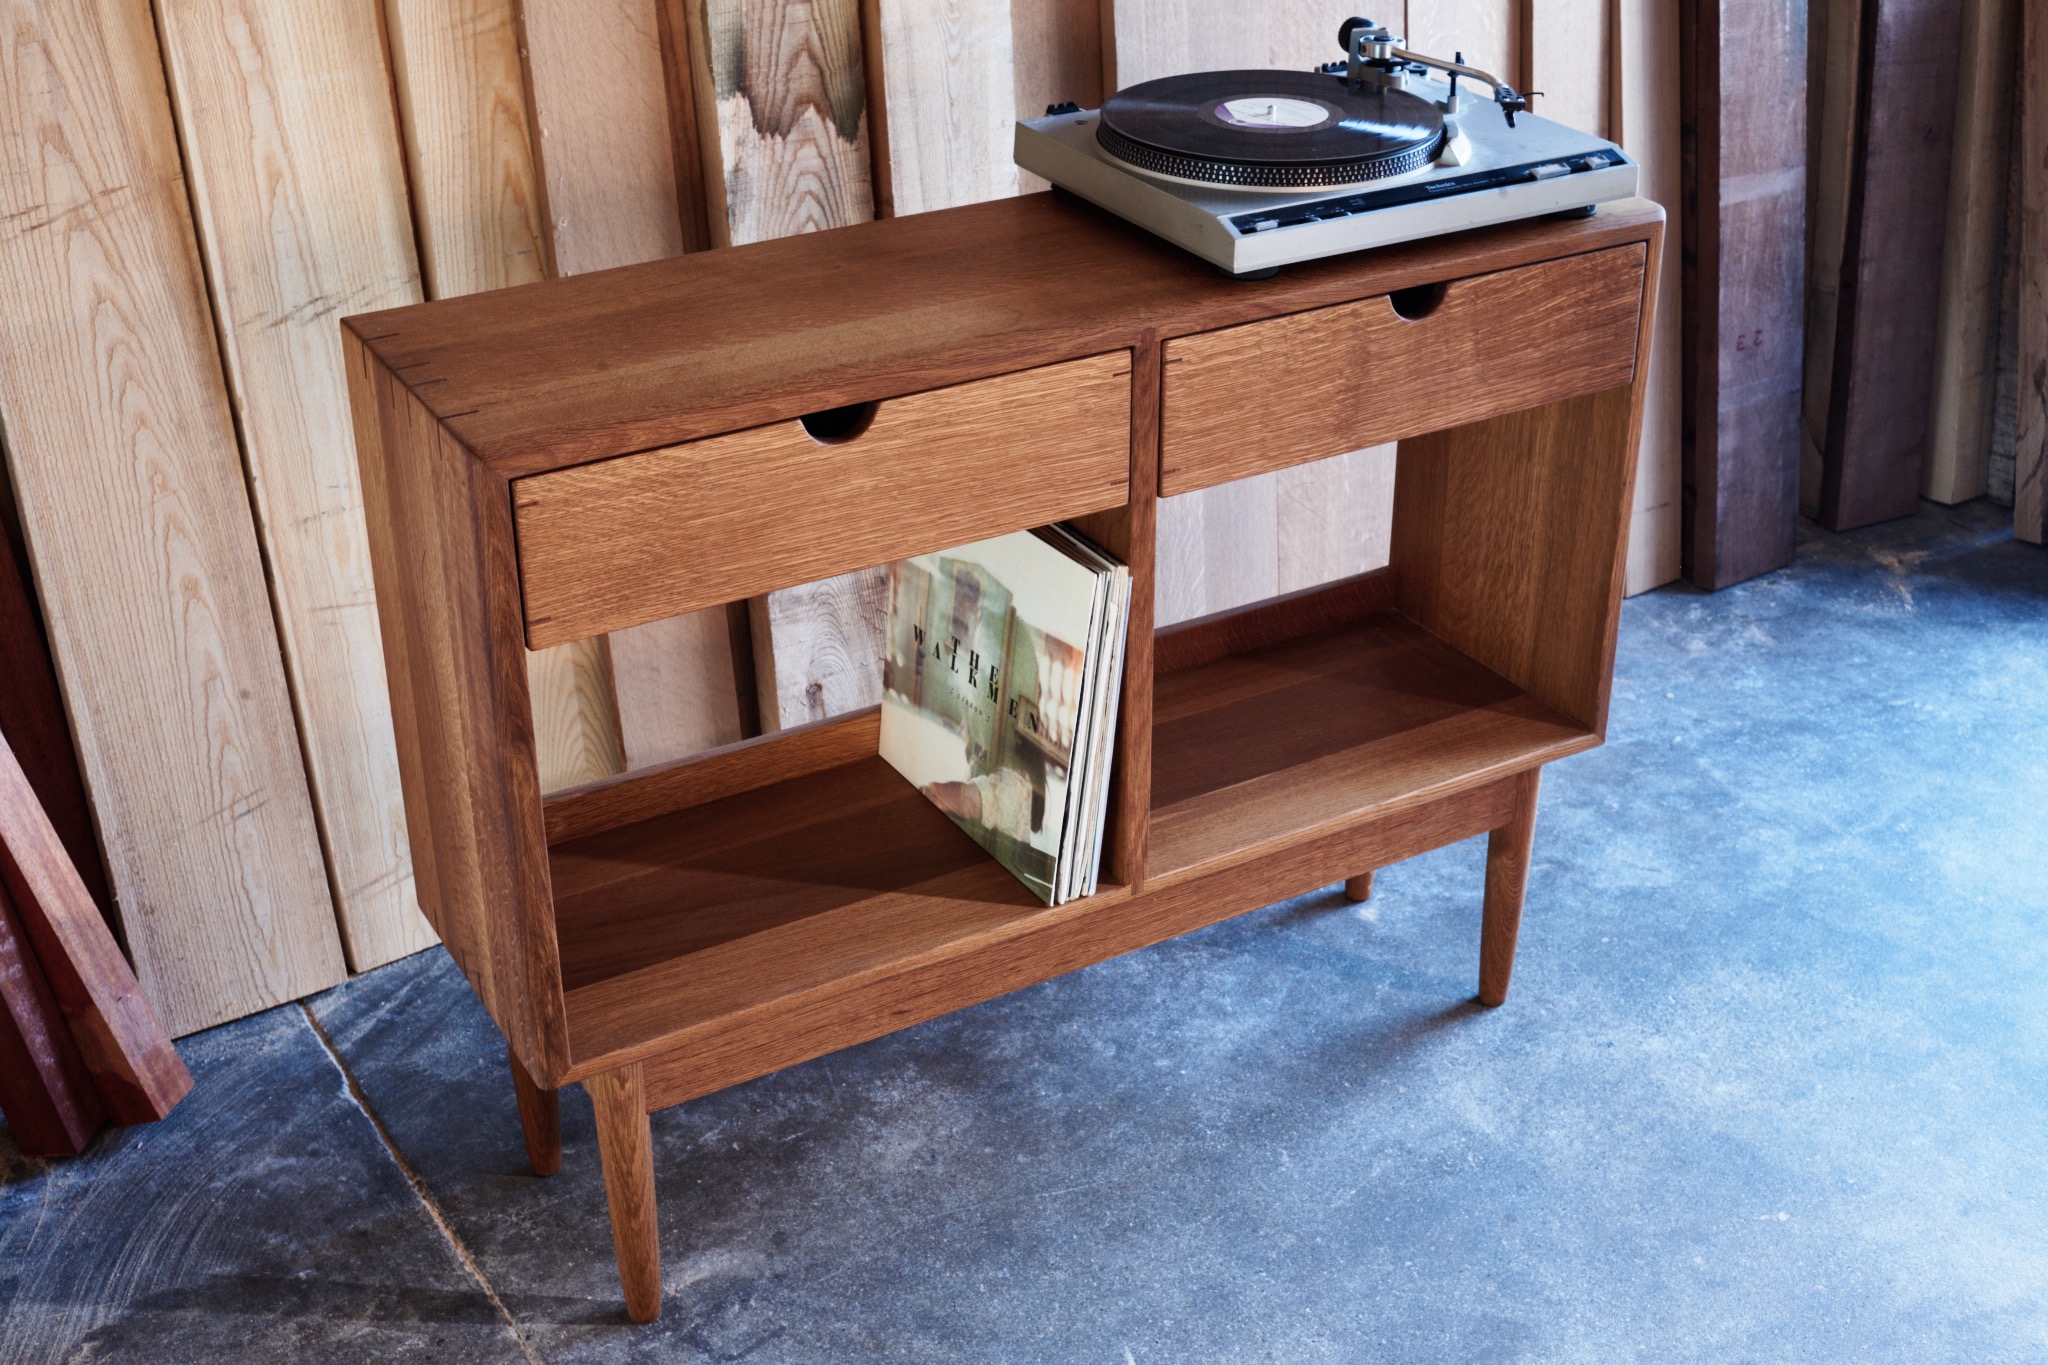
xmin=514 ymin=352 xmax=1132 ymax=647
xmin=1159 ymin=244 xmax=1646 ymax=495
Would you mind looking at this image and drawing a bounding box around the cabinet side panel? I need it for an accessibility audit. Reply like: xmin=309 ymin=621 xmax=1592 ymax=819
xmin=346 ymin=331 xmax=567 ymax=1078
xmin=1392 ymin=384 xmax=1638 ymax=734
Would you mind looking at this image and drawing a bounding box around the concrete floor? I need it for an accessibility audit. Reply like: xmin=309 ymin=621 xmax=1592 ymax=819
xmin=4 ymin=500 xmax=2045 ymax=1363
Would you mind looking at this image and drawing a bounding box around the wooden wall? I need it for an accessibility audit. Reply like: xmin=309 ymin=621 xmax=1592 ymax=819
xmin=0 ymin=0 xmax=1683 ymax=1034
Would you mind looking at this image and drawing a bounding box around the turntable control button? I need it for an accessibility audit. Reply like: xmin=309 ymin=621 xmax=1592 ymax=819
xmin=1526 ymin=162 xmax=1570 ymax=181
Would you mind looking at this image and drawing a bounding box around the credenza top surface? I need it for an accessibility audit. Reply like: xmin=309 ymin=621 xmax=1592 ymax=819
xmin=344 ymin=190 xmax=1663 ymax=479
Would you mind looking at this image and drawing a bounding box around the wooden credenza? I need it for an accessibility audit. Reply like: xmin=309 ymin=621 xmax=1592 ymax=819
xmin=343 ymin=191 xmax=1663 ymax=1323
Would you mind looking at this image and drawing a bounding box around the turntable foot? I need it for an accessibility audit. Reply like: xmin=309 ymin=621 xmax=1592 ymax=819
xmin=1230 ymin=265 xmax=1281 ymax=280
xmin=1548 ymin=205 xmax=1598 ymax=220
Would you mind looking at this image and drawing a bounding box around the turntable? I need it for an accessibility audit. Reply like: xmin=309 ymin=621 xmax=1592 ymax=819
xmin=1014 ymin=17 xmax=1639 ymax=274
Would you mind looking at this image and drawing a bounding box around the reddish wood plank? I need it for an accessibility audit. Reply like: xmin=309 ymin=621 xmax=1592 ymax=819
xmin=0 ymin=728 xmax=190 ymax=1124
xmin=0 ymin=877 xmax=104 ymax=1155
xmin=1679 ymin=0 xmax=1806 ymax=587
xmin=1816 ymin=0 xmax=1965 ymax=529
xmin=0 ymin=511 xmax=110 ymax=924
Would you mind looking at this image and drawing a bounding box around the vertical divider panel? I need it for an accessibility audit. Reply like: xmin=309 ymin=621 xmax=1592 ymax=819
xmin=1072 ymin=342 xmax=1157 ymax=888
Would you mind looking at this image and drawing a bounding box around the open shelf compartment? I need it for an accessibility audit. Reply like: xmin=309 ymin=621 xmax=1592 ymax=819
xmin=544 ymin=566 xmax=1594 ymax=1086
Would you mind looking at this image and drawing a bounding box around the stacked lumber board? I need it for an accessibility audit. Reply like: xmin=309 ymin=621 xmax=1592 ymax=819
xmin=1679 ymin=0 xmax=1807 ymax=588
xmin=0 ymin=0 xmax=1693 ymax=1034
xmin=1801 ymin=0 xmax=2045 ymax=544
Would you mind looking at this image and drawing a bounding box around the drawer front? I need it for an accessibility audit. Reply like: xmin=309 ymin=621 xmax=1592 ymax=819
xmin=1159 ymin=244 xmax=1646 ymax=496
xmin=514 ymin=352 xmax=1131 ymax=647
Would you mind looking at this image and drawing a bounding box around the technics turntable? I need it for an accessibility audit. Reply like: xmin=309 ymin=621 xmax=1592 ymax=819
xmin=1014 ymin=17 xmax=1638 ymax=274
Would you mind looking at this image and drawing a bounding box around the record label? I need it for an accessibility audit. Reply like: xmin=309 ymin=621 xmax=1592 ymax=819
xmin=1212 ymin=96 xmax=1334 ymax=130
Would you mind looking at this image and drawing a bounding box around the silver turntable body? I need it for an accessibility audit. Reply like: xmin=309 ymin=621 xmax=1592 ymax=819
xmin=1013 ymin=28 xmax=1638 ymax=275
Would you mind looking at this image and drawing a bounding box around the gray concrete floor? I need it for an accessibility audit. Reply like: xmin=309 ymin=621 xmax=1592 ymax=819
xmin=4 ymin=501 xmax=2045 ymax=1363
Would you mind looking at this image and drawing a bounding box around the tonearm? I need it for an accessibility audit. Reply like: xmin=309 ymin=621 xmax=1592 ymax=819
xmin=1335 ymin=16 xmax=1535 ymax=126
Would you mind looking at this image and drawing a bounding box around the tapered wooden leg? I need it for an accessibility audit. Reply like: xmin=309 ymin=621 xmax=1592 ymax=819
xmin=1479 ymin=769 xmax=1542 ymax=1007
xmin=1343 ymin=871 xmax=1375 ymax=902
xmin=588 ymin=1063 xmax=661 ymax=1324
xmin=507 ymin=1046 xmax=560 ymax=1176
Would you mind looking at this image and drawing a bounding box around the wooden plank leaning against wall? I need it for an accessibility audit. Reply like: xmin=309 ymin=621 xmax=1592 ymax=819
xmin=1921 ymin=0 xmax=2016 ymax=506
xmin=2017 ymin=0 xmax=2047 ymax=544
xmin=1677 ymin=0 xmax=1806 ymax=589
xmin=521 ymin=0 xmax=746 ymax=768
xmin=1811 ymin=0 xmax=1965 ymax=530
xmin=383 ymin=0 xmax=630 ymax=792
xmin=0 ymin=0 xmax=344 ymax=1034
xmin=156 ymin=0 xmax=435 ymax=971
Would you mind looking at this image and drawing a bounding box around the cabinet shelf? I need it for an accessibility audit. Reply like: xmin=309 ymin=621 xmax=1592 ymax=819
xmin=548 ymin=586 xmax=1593 ymax=1085
xmin=1151 ymin=611 xmax=1596 ymax=883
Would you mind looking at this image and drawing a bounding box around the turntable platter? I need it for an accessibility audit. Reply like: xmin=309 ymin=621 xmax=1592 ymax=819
xmin=1097 ymin=69 xmax=1445 ymax=189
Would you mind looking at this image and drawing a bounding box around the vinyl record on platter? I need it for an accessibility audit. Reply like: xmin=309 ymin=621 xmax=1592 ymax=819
xmin=1097 ymin=69 xmax=1445 ymax=189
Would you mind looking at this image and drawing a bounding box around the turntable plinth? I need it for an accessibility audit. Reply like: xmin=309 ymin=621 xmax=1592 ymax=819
xmin=343 ymin=190 xmax=1664 ymax=1323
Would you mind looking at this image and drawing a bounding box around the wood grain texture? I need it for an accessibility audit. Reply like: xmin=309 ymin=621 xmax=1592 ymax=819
xmin=1407 ymin=0 xmax=1520 ymax=88
xmin=1149 ymin=613 xmax=1592 ymax=882
xmin=1616 ymin=0 xmax=1683 ymax=593
xmin=0 ymin=877 xmax=103 ymax=1156
xmin=1155 ymin=449 xmax=1398 ymax=627
xmin=349 ymin=192 xmax=1665 ymax=473
xmin=1393 ymin=388 xmax=1645 ymax=733
xmin=1104 ymin=0 xmax=1332 ymax=88
xmin=1478 ymin=766 xmax=1539 ymax=1005
xmin=544 ymin=707 xmax=881 ymax=845
xmin=1528 ymin=0 xmax=1610 ymax=135
xmin=1154 ymin=569 xmax=1396 ymax=674
xmin=1816 ymin=0 xmax=1965 ymax=530
xmin=513 ymin=352 xmax=1133 ymax=645
xmin=508 ymin=1043 xmax=561 ymax=1176
xmin=523 ymin=0 xmax=744 ymax=770
xmin=866 ymin=0 xmax=1020 ymax=215
xmin=2018 ymin=0 xmax=2047 ymax=542
xmin=683 ymin=0 xmax=875 ymax=246
xmin=521 ymin=0 xmax=685 ymax=275
xmin=568 ymin=773 xmax=1519 ymax=1096
xmin=1069 ymin=331 xmax=1159 ymax=888
xmin=0 ymin=0 xmax=345 ymax=1034
xmin=0 ymin=727 xmax=192 ymax=1123
xmin=1159 ymin=246 xmax=1645 ymax=494
xmin=1923 ymin=0 xmax=2017 ymax=504
xmin=655 ymin=0 xmax=718 ymax=252
xmin=748 ymin=566 xmax=890 ymax=730
xmin=1011 ymin=0 xmax=1103 ymax=192
xmin=1678 ymin=0 xmax=1806 ymax=589
xmin=158 ymin=0 xmax=435 ymax=970
xmin=345 ymin=333 xmax=569 ymax=1083
xmin=587 ymin=1063 xmax=661 ymax=1323
xmin=0 ymin=490 xmax=111 ymax=925
xmin=383 ymin=0 xmax=626 ymax=793
xmin=1800 ymin=0 xmax=1862 ymax=514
